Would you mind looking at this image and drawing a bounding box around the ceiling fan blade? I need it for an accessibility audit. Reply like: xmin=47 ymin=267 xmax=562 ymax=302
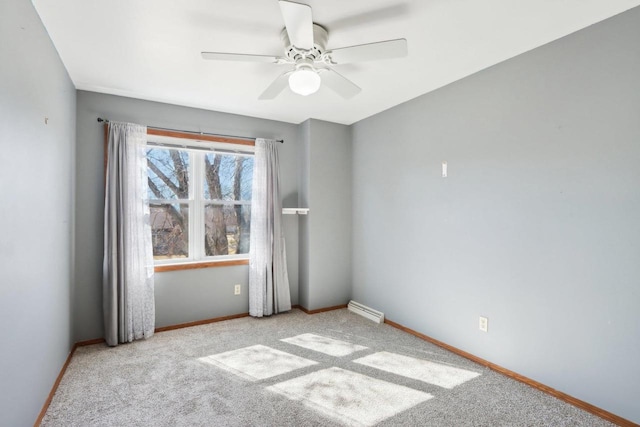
xmin=320 ymin=69 xmax=361 ymax=99
xmin=279 ymin=0 xmax=314 ymax=50
xmin=258 ymin=72 xmax=291 ymax=100
xmin=201 ymin=52 xmax=279 ymax=63
xmin=329 ymin=38 xmax=408 ymax=64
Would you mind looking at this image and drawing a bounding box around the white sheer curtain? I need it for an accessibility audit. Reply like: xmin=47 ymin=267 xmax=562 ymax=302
xmin=103 ymin=121 xmax=155 ymax=346
xmin=249 ymin=138 xmax=291 ymax=317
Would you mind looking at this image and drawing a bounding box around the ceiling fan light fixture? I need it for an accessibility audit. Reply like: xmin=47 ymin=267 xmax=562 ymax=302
xmin=288 ymin=66 xmax=321 ymax=96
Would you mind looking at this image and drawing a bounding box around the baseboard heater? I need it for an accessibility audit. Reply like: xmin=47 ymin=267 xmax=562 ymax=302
xmin=347 ymin=300 xmax=384 ymax=324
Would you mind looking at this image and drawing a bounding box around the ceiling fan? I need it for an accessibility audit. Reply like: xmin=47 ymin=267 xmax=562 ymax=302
xmin=201 ymin=0 xmax=408 ymax=99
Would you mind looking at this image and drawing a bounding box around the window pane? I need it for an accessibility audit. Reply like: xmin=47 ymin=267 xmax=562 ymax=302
xmin=203 ymin=153 xmax=253 ymax=201
xmin=205 ymin=204 xmax=251 ymax=256
xmin=150 ymin=203 xmax=189 ymax=260
xmin=147 ymin=148 xmax=190 ymax=200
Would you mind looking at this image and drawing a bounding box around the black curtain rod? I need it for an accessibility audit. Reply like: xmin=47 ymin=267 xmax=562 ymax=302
xmin=97 ymin=118 xmax=284 ymax=143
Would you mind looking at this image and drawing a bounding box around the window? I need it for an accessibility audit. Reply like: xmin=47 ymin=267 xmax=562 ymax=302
xmin=146 ymin=138 xmax=254 ymax=266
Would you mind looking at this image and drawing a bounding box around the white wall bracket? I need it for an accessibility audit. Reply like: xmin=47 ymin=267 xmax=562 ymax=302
xmin=282 ymin=208 xmax=310 ymax=215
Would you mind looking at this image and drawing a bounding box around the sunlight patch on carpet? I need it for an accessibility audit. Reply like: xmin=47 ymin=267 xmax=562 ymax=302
xmin=267 ymin=367 xmax=432 ymax=426
xmin=281 ymin=333 xmax=368 ymax=357
xmin=353 ymin=351 xmax=480 ymax=389
xmin=199 ymin=344 xmax=317 ymax=381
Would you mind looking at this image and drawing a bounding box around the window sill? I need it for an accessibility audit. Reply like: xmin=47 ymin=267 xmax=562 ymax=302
xmin=154 ymin=259 xmax=249 ymax=273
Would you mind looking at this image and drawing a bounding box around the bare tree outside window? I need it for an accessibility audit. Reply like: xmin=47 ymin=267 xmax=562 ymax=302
xmin=204 ymin=153 xmax=252 ymax=256
xmin=147 ymin=148 xmax=189 ymax=259
xmin=146 ymin=146 xmax=253 ymax=262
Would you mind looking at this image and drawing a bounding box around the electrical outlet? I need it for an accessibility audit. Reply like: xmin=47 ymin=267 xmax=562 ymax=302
xmin=234 ymin=284 xmax=241 ymax=295
xmin=479 ymin=316 xmax=488 ymax=332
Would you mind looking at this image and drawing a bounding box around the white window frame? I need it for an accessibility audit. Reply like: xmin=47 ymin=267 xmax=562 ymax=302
xmin=147 ymin=136 xmax=254 ymax=266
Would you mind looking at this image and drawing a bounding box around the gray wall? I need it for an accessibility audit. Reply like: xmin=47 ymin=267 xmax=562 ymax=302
xmin=298 ymin=119 xmax=352 ymax=310
xmin=351 ymin=7 xmax=640 ymax=423
xmin=298 ymin=121 xmax=312 ymax=308
xmin=75 ymin=91 xmax=300 ymax=338
xmin=0 ymin=1 xmax=76 ymax=425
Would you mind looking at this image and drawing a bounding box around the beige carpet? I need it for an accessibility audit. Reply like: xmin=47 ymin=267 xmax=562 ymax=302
xmin=41 ymin=309 xmax=614 ymax=426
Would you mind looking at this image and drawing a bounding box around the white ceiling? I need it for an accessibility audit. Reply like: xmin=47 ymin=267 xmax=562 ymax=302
xmin=33 ymin=0 xmax=640 ymax=125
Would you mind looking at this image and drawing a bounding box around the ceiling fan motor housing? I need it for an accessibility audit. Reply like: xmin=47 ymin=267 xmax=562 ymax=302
xmin=280 ymin=23 xmax=328 ymax=62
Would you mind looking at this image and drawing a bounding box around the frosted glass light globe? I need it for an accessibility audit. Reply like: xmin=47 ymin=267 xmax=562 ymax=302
xmin=288 ymin=68 xmax=321 ymax=96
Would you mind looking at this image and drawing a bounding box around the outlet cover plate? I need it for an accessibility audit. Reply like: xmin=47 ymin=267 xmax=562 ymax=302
xmin=234 ymin=284 xmax=241 ymax=295
xmin=479 ymin=316 xmax=488 ymax=332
